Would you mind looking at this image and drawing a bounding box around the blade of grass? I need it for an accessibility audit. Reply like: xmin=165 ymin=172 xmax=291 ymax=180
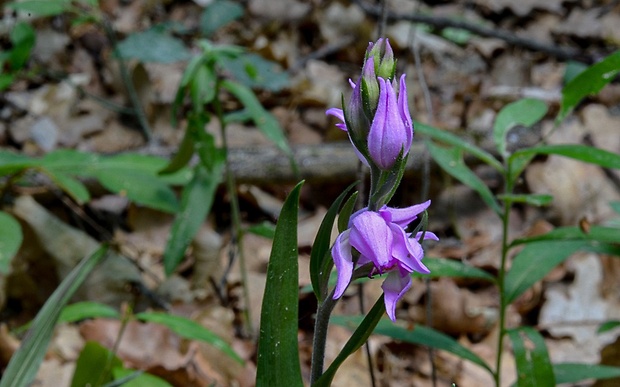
xmin=0 ymin=245 xmax=108 ymax=387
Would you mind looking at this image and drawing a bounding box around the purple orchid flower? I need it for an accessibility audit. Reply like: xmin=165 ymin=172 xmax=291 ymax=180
xmin=331 ymin=200 xmax=438 ymax=321
xmin=326 ymin=74 xmax=413 ymax=170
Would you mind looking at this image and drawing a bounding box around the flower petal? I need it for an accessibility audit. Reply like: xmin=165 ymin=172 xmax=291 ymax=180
xmin=326 ymin=108 xmax=347 ymax=131
xmin=382 ymin=271 xmax=412 ymax=321
xmin=382 ymin=200 xmax=431 ymax=228
xmin=415 ymin=231 xmax=439 ymax=242
xmin=389 ymin=224 xmax=430 ymax=274
xmin=350 ymin=211 xmax=393 ymax=268
xmin=332 ymin=230 xmax=354 ymax=299
xmin=398 ymin=74 xmax=413 ymax=150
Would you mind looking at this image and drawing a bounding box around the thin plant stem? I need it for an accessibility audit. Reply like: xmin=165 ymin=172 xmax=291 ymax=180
xmin=494 ymin=179 xmax=512 ymax=386
xmin=97 ymin=303 xmax=133 ymax=386
xmin=357 ymin=283 xmax=377 ymax=387
xmin=213 ymin=89 xmax=253 ymax=336
xmin=310 ymin=288 xmax=339 ymax=384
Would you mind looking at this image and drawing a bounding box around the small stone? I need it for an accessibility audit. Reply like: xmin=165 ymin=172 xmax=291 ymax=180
xmin=30 ymin=117 xmax=59 ymax=152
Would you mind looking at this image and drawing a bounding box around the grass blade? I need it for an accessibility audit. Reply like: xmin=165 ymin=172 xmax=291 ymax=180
xmin=0 ymin=245 xmax=108 ymax=387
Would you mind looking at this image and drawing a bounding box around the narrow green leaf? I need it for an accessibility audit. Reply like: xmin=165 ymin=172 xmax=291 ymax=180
xmin=513 ymin=144 xmax=620 ymax=170
xmin=256 ymin=181 xmax=304 ymax=387
xmin=117 ymin=30 xmax=191 ymax=63
xmin=558 ymin=50 xmax=620 ymax=122
xmin=219 ymin=53 xmax=290 ymax=92
xmin=191 ymin=117 xmax=224 ymax=171
xmin=172 ymin=54 xmax=205 ymax=124
xmin=413 ymin=257 xmax=495 ymax=282
xmin=310 ymin=182 xmax=357 ymax=302
xmin=598 ymin=320 xmax=620 ymax=334
xmin=554 ymin=363 xmax=620 ymax=384
xmin=163 ymin=163 xmax=223 ymax=275
xmin=200 ymin=0 xmax=244 ymax=37
xmin=59 ymin=302 xmax=120 ymax=324
xmin=158 ymin=127 xmax=195 ymax=175
xmin=96 ymin=170 xmax=179 ymax=213
xmin=507 ymin=327 xmax=555 ymax=386
xmin=40 ymin=149 xmax=100 ymax=174
xmin=0 ymin=150 xmax=34 ymax=176
xmin=0 ymin=245 xmax=108 ymax=387
xmin=220 ymin=80 xmax=295 ymax=164
xmin=507 ymin=152 xmax=535 ymax=183
xmin=0 ymin=212 xmax=23 ymax=274
xmin=135 ymin=312 xmax=243 ymax=364
xmin=71 ymin=341 xmax=122 ymax=387
xmin=111 ymin=368 xmax=172 ymax=387
xmin=9 ymin=22 xmax=36 ymax=70
xmin=496 ymin=193 xmax=553 ymax=207
xmin=493 ymin=99 xmax=547 ymax=159
xmin=337 ymin=191 xmax=358 ymax=233
xmin=6 ymin=0 xmax=71 ymax=16
xmin=504 ymin=241 xmax=585 ymax=304
xmin=511 ymin=225 xmax=620 ymax=246
xmin=43 ymin=170 xmax=90 ymax=204
xmin=190 ymin=64 xmax=216 ymax=109
xmin=315 ymin=297 xmax=386 ymax=387
xmin=427 ymin=141 xmax=502 ymax=215
xmin=342 ymin=318 xmax=493 ymax=374
xmin=415 ymin=122 xmax=503 ymax=172
xmin=245 ymin=221 xmax=276 ymax=239
xmin=106 ymin=370 xmax=144 ymax=387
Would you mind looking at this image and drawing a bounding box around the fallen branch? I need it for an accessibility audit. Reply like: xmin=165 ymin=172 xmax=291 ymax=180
xmin=352 ymin=0 xmax=593 ymax=64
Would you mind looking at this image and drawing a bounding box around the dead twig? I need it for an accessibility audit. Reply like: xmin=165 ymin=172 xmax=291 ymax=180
xmin=352 ymin=0 xmax=594 ymax=64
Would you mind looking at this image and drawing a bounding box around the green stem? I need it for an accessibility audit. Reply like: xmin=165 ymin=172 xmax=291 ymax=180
xmin=310 ymin=289 xmax=339 ymax=384
xmin=214 ymin=87 xmax=253 ymax=335
xmin=494 ymin=179 xmax=513 ymax=387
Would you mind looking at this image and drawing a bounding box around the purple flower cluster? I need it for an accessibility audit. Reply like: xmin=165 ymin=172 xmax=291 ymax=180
xmin=327 ymin=38 xmax=436 ymax=321
xmin=327 ymin=39 xmax=413 ymax=171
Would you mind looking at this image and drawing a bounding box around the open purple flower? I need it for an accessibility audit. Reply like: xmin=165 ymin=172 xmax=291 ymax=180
xmin=332 ymin=201 xmax=437 ymax=321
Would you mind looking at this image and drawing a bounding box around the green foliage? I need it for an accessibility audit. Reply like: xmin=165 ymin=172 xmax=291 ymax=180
xmin=310 ymin=182 xmax=357 ymax=302
xmin=245 ymin=221 xmax=277 ymax=239
xmin=163 ymin=163 xmax=224 ymax=275
xmin=0 ymin=22 xmax=36 ymax=90
xmin=219 ymin=52 xmax=290 ymax=92
xmin=314 ymin=297 xmax=386 ymax=387
xmin=554 ymin=363 xmax=620 ymax=384
xmin=220 ymin=80 xmax=294 ymax=159
xmin=413 ymin=257 xmax=496 ymax=282
xmin=0 ymin=245 xmax=108 ymax=387
xmin=493 ymin=98 xmax=547 ymax=160
xmin=507 ymin=327 xmax=555 ymax=386
xmin=361 ymin=318 xmax=493 ymax=373
xmin=6 ymin=0 xmax=72 ymax=16
xmin=117 ymin=29 xmax=191 ymax=63
xmin=71 ymin=341 xmax=123 ymax=387
xmin=0 ymin=212 xmax=23 ymax=275
xmin=200 ymin=0 xmax=244 ymax=37
xmin=111 ymin=368 xmax=172 ymax=387
xmin=0 ymin=150 xmax=183 ymax=211
xmin=135 ymin=312 xmax=243 ymax=364
xmin=256 ymin=182 xmax=304 ymax=387
xmin=558 ymin=50 xmax=620 ymax=122
xmin=59 ymin=302 xmax=120 ymax=324
xmin=427 ymin=141 xmax=502 ymax=215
